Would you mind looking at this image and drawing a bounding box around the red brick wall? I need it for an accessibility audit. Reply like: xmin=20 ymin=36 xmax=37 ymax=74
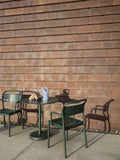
xmin=0 ymin=0 xmax=120 ymax=131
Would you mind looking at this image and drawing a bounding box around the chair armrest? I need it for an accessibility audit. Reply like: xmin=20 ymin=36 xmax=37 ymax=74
xmin=50 ymin=112 xmax=62 ymax=120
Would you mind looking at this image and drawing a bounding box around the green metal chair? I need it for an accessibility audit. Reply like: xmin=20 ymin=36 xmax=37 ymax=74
xmin=0 ymin=90 xmax=23 ymax=137
xmin=48 ymin=99 xmax=87 ymax=158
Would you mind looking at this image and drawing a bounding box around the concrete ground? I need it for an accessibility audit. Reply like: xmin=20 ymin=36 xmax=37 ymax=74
xmin=0 ymin=124 xmax=120 ymax=160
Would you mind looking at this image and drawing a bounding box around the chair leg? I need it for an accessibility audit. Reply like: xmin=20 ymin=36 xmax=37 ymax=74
xmin=63 ymin=130 xmax=67 ymax=158
xmin=83 ymin=121 xmax=87 ymax=148
xmin=21 ymin=110 xmax=24 ymax=129
xmin=48 ymin=121 xmax=50 ymax=148
xmin=66 ymin=130 xmax=68 ymax=141
xmin=8 ymin=115 xmax=11 ymax=137
xmin=4 ymin=116 xmax=6 ymax=127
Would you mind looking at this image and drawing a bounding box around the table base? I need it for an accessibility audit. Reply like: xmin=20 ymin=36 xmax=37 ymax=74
xmin=30 ymin=130 xmax=47 ymax=140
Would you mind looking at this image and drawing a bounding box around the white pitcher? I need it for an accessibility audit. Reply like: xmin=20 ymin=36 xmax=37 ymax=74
xmin=41 ymin=87 xmax=49 ymax=100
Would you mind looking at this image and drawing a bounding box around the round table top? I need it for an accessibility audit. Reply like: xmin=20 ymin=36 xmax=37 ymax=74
xmin=21 ymin=97 xmax=58 ymax=105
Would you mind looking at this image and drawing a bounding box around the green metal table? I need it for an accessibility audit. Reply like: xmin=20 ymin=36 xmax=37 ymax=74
xmin=21 ymin=97 xmax=58 ymax=140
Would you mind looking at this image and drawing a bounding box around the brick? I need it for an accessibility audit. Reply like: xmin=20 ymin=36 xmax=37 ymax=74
xmin=0 ymin=10 xmax=5 ymax=16
xmin=112 ymin=32 xmax=120 ymax=40
xmin=101 ymin=41 xmax=120 ymax=49
xmin=6 ymin=38 xmax=25 ymax=45
xmin=18 ymin=52 xmax=40 ymax=59
xmin=77 ymin=66 xmax=102 ymax=74
xmin=102 ymin=66 xmax=120 ymax=74
xmin=7 ymin=74 xmax=24 ymax=81
xmin=1 ymin=81 xmax=18 ymax=88
xmin=87 ymin=82 xmax=102 ymax=90
xmin=0 ymin=31 xmax=15 ymax=38
xmin=34 ymin=44 xmax=55 ymax=51
xmin=1 ymin=52 xmax=20 ymax=59
xmin=100 ymin=23 xmax=120 ymax=32
xmin=22 ymin=21 xmax=44 ymax=29
xmin=6 ymin=60 xmax=24 ymax=66
xmin=0 ymin=46 xmax=16 ymax=52
xmin=39 ymin=52 xmax=61 ymax=59
xmin=112 ymin=74 xmax=120 ymax=82
xmin=66 ymin=34 xmax=89 ymax=42
xmin=55 ymin=42 xmax=77 ymax=50
xmin=45 ymin=19 xmax=65 ymax=27
xmin=104 ymin=49 xmax=120 ymax=57
xmin=37 ymin=81 xmax=58 ymax=89
xmin=90 ymin=15 xmax=120 ymax=24
xmin=77 ymin=25 xmax=100 ymax=34
xmin=77 ymin=41 xmax=100 ymax=50
xmin=25 ymin=74 xmax=44 ymax=81
xmin=0 ymin=67 xmax=16 ymax=74
xmin=102 ymin=82 xmax=118 ymax=91
xmin=89 ymin=6 xmax=120 ymax=16
xmin=113 ymin=0 xmax=120 ymax=5
xmin=70 ymin=89 xmax=87 ymax=98
xmin=44 ymin=35 xmax=66 ymax=43
xmin=89 ymin=33 xmax=112 ymax=41
xmin=0 ymin=16 xmax=17 ymax=24
xmin=16 ymin=45 xmax=34 ymax=52
xmin=67 ymin=74 xmax=88 ymax=82
xmin=68 ymin=82 xmax=87 ymax=89
xmin=24 ymin=5 xmax=44 ymax=14
xmin=58 ymin=82 xmax=69 ymax=89
xmin=87 ymin=90 xmax=111 ymax=99
xmin=18 ymin=81 xmax=38 ymax=88
xmin=16 ymin=29 xmax=35 ymax=37
xmin=88 ymin=58 xmax=120 ymax=66
xmin=112 ymin=90 xmax=120 ymax=98
xmin=24 ymin=60 xmax=44 ymax=66
xmin=82 ymin=50 xmax=104 ymax=57
xmin=0 ymin=60 xmax=7 ymax=66
xmin=89 ymin=0 xmax=113 ymax=8
xmin=44 ymin=74 xmax=66 ymax=81
xmin=88 ymin=74 xmax=111 ymax=82
xmin=54 ymin=67 xmax=76 ymax=74
xmin=5 ymin=8 xmax=24 ymax=16
xmin=44 ymin=12 xmax=57 ymax=20
xmin=66 ymin=17 xmax=89 ymax=26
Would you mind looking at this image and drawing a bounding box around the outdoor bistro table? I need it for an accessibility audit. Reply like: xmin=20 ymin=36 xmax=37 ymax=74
xmin=21 ymin=97 xmax=58 ymax=140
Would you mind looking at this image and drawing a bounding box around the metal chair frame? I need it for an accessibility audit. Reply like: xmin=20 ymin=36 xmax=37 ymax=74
xmin=0 ymin=90 xmax=23 ymax=137
xmin=48 ymin=99 xmax=87 ymax=158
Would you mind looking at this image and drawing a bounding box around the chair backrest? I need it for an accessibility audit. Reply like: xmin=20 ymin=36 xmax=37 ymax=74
xmin=62 ymin=99 xmax=87 ymax=118
xmin=2 ymin=90 xmax=23 ymax=103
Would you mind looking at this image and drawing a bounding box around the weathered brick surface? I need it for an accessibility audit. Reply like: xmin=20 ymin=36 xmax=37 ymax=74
xmin=0 ymin=0 xmax=120 ymax=131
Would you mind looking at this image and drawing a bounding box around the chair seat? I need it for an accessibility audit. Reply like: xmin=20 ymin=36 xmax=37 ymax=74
xmin=50 ymin=117 xmax=83 ymax=130
xmin=0 ymin=109 xmax=20 ymax=116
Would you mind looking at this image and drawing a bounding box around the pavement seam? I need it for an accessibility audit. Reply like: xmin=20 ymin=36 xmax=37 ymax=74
xmin=12 ymin=142 xmax=34 ymax=160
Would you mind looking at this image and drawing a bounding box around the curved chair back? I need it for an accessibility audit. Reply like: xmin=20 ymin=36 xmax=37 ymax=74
xmin=62 ymin=99 xmax=87 ymax=118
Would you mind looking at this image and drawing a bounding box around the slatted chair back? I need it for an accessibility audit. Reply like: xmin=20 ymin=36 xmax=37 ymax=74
xmin=2 ymin=91 xmax=22 ymax=103
xmin=62 ymin=99 xmax=87 ymax=118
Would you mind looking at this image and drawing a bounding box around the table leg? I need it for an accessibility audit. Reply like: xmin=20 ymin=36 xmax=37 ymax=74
xmin=29 ymin=104 xmax=47 ymax=140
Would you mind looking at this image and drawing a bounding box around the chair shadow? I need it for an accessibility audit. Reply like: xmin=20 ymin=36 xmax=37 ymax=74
xmin=0 ymin=124 xmax=17 ymax=132
xmin=85 ymin=99 xmax=114 ymax=131
xmin=0 ymin=124 xmax=34 ymax=137
xmin=21 ymin=90 xmax=42 ymax=126
xmin=67 ymin=132 xmax=105 ymax=158
xmin=55 ymin=89 xmax=75 ymax=104
xmin=49 ymin=128 xmax=105 ymax=158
